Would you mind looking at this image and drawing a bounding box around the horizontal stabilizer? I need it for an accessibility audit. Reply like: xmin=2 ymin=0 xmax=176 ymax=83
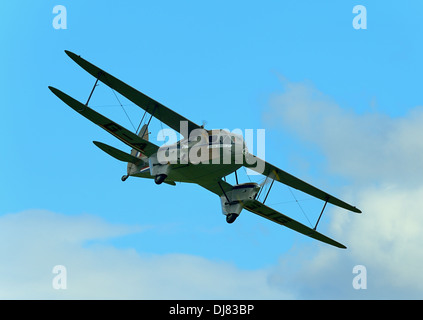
xmin=242 ymin=199 xmax=346 ymax=249
xmin=93 ymin=141 xmax=146 ymax=165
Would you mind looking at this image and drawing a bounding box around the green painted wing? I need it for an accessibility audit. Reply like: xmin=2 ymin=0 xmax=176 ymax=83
xmin=49 ymin=86 xmax=159 ymax=157
xmin=93 ymin=141 xmax=146 ymax=165
xmin=244 ymin=153 xmax=361 ymax=214
xmin=242 ymin=199 xmax=346 ymax=249
xmin=65 ymin=50 xmax=202 ymax=137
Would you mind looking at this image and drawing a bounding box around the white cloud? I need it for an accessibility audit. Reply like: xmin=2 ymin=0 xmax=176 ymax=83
xmin=264 ymin=78 xmax=423 ymax=299
xmin=0 ymin=209 xmax=292 ymax=299
xmin=4 ymin=79 xmax=423 ymax=299
xmin=266 ymin=79 xmax=423 ymax=187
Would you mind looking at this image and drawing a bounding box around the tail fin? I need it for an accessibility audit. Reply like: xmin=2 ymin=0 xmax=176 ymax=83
xmin=138 ymin=124 xmax=149 ymax=141
xmin=127 ymin=124 xmax=149 ymax=174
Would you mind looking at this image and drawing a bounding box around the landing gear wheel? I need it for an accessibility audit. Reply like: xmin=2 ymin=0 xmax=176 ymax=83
xmin=154 ymin=174 xmax=167 ymax=185
xmin=121 ymin=174 xmax=129 ymax=182
xmin=226 ymin=213 xmax=239 ymax=224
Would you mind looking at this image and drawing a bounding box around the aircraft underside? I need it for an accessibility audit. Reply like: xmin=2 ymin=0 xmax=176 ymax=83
xmin=49 ymin=50 xmax=361 ymax=249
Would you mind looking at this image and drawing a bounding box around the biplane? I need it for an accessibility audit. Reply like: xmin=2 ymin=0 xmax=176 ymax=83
xmin=49 ymin=51 xmax=361 ymax=249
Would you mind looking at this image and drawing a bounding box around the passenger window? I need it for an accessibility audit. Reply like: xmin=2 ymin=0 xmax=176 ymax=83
xmin=223 ymin=136 xmax=231 ymax=144
xmin=209 ymin=135 xmax=218 ymax=144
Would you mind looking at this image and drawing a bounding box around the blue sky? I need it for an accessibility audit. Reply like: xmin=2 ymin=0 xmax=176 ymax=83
xmin=2 ymin=1 xmax=423 ymax=299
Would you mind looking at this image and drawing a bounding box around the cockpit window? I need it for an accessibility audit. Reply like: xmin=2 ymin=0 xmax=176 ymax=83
xmin=209 ymin=135 xmax=218 ymax=144
xmin=222 ymin=135 xmax=231 ymax=144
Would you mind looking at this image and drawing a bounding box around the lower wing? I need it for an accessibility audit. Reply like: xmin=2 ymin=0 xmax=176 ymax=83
xmin=49 ymin=86 xmax=159 ymax=157
xmin=242 ymin=199 xmax=346 ymax=249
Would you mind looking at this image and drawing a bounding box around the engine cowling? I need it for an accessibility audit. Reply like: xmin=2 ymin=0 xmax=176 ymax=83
xmin=149 ymin=153 xmax=171 ymax=183
xmin=220 ymin=183 xmax=260 ymax=221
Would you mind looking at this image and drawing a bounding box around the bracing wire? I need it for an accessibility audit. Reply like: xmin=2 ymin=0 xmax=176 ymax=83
xmin=109 ymin=87 xmax=137 ymax=132
xmin=91 ymin=104 xmax=132 ymax=108
xmin=287 ymin=187 xmax=313 ymax=227
xmin=242 ymin=166 xmax=252 ymax=182
xmin=268 ymin=198 xmax=313 ymax=206
xmin=136 ymin=108 xmax=148 ymax=134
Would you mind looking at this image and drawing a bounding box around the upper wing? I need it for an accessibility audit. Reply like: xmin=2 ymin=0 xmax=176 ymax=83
xmin=242 ymin=199 xmax=346 ymax=249
xmin=49 ymin=86 xmax=160 ymax=157
xmin=194 ymin=175 xmax=347 ymax=248
xmin=244 ymin=153 xmax=361 ymax=214
xmin=64 ymin=50 xmax=202 ymax=137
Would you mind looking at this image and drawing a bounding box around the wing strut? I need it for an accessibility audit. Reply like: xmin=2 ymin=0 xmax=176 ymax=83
xmin=217 ymin=181 xmax=231 ymax=204
xmin=263 ymin=178 xmax=275 ymax=205
xmin=256 ymin=175 xmax=269 ymax=200
xmin=314 ymin=198 xmax=329 ymax=231
xmin=85 ymin=71 xmax=102 ymax=106
xmin=257 ymin=172 xmax=277 ymax=205
xmin=139 ymin=104 xmax=157 ymax=137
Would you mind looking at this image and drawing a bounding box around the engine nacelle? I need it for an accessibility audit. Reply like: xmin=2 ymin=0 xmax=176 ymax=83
xmin=220 ymin=183 xmax=260 ymax=220
xmin=149 ymin=153 xmax=170 ymax=175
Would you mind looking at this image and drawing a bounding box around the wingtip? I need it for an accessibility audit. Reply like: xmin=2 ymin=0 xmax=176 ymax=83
xmin=48 ymin=86 xmax=58 ymax=94
xmin=48 ymin=86 xmax=66 ymax=102
xmin=64 ymin=50 xmax=79 ymax=59
xmin=333 ymin=241 xmax=347 ymax=249
xmin=92 ymin=141 xmax=102 ymax=147
xmin=48 ymin=86 xmax=65 ymax=99
xmin=332 ymin=240 xmax=347 ymax=249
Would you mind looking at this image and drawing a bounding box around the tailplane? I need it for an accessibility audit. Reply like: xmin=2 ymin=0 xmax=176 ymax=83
xmin=93 ymin=141 xmax=146 ymax=165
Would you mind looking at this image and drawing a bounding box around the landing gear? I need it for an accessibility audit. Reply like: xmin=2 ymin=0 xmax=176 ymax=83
xmin=226 ymin=213 xmax=239 ymax=224
xmin=121 ymin=174 xmax=129 ymax=182
xmin=154 ymin=174 xmax=167 ymax=185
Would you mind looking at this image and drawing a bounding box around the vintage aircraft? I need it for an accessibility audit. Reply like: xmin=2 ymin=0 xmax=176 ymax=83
xmin=49 ymin=50 xmax=361 ymax=249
